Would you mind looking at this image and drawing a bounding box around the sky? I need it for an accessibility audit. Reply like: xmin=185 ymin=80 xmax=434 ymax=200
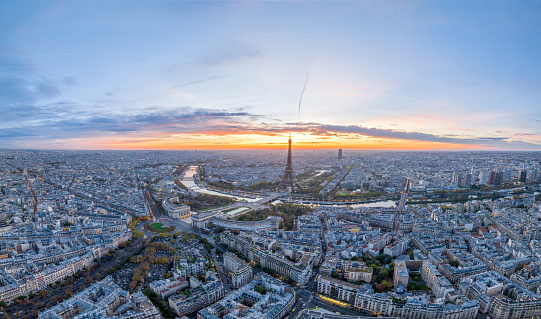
xmin=1 ymin=0 xmax=541 ymax=151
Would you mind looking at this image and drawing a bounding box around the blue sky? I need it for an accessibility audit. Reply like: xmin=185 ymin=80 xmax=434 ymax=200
xmin=1 ymin=0 xmax=541 ymax=150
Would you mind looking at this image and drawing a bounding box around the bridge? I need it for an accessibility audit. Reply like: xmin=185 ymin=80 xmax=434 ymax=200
xmin=256 ymin=193 xmax=282 ymax=204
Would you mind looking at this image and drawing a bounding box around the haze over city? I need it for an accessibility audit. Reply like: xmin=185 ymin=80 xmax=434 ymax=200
xmin=1 ymin=1 xmax=541 ymax=150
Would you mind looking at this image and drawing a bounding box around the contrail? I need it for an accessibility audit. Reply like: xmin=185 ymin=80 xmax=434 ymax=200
xmin=30 ymin=53 xmax=152 ymax=60
xmin=298 ymin=71 xmax=309 ymax=121
xmin=239 ymin=33 xmax=327 ymax=40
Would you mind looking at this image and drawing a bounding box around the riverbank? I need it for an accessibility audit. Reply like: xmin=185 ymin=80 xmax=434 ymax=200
xmin=179 ymin=166 xmax=261 ymax=202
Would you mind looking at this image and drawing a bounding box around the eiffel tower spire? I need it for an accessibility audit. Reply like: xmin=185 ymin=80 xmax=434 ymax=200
xmin=278 ymin=134 xmax=301 ymax=191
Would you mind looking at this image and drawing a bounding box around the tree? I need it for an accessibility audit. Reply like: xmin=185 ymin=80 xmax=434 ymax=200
xmin=255 ymin=284 xmax=266 ymax=295
xmin=214 ymin=226 xmax=226 ymax=233
xmin=408 ymin=283 xmax=418 ymax=290
xmin=141 ymin=262 xmax=150 ymax=271
xmin=331 ymin=272 xmax=340 ymax=279
xmin=376 ymin=254 xmax=391 ymax=264
xmin=375 ymin=283 xmax=386 ymax=291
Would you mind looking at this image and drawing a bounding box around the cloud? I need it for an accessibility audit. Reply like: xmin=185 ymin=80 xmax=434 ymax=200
xmin=0 ymin=55 xmax=62 ymax=105
xmin=0 ymin=107 xmax=261 ymax=139
xmin=303 ymin=124 xmax=476 ymax=144
xmin=0 ymin=128 xmax=36 ymax=139
xmin=0 ymin=76 xmax=61 ymax=104
xmin=198 ymin=45 xmax=262 ymax=66
xmin=264 ymin=123 xmax=541 ymax=149
xmin=1 ymin=103 xmax=540 ymax=150
xmin=0 ymin=55 xmax=34 ymax=73
xmin=1 ymin=101 xmax=79 ymax=121
xmin=62 ymin=76 xmax=77 ymax=86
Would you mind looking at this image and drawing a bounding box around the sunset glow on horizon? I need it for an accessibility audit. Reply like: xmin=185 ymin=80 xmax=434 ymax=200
xmin=85 ymin=132 xmax=484 ymax=151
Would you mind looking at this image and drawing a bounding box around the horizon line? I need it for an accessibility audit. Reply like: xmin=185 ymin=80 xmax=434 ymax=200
xmin=1 ymin=148 xmax=540 ymax=152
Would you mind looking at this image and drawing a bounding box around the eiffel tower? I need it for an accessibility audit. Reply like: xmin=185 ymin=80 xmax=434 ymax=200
xmin=278 ymin=135 xmax=301 ymax=191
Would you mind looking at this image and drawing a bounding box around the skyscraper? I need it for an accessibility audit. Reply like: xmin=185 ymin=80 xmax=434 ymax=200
xmin=479 ymin=171 xmax=490 ymax=185
xmin=452 ymin=172 xmax=460 ymax=185
xmin=488 ymin=171 xmax=496 ymax=185
xmin=277 ymin=136 xmax=301 ymax=191
xmin=494 ymin=172 xmax=504 ymax=186
xmin=461 ymin=173 xmax=472 ymax=188
xmin=338 ymin=149 xmax=343 ymax=160
xmin=503 ymin=170 xmax=512 ymax=183
xmin=531 ymin=169 xmax=539 ymax=181
xmin=520 ymin=170 xmax=527 ymax=183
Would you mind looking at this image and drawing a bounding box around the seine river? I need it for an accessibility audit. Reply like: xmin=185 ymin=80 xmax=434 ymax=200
xmin=180 ymin=166 xmax=260 ymax=202
xmin=181 ymin=166 xmax=398 ymax=207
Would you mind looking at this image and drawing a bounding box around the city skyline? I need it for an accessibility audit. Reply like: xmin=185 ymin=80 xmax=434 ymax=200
xmin=1 ymin=1 xmax=541 ymax=150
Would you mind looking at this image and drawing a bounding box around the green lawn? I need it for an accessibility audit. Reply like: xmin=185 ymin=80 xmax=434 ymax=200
xmin=234 ymin=208 xmax=251 ymax=215
xmin=223 ymin=206 xmax=251 ymax=215
xmin=151 ymin=222 xmax=166 ymax=230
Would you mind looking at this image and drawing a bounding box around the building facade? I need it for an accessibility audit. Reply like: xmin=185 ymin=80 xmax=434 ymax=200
xmin=223 ymin=252 xmax=253 ymax=288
